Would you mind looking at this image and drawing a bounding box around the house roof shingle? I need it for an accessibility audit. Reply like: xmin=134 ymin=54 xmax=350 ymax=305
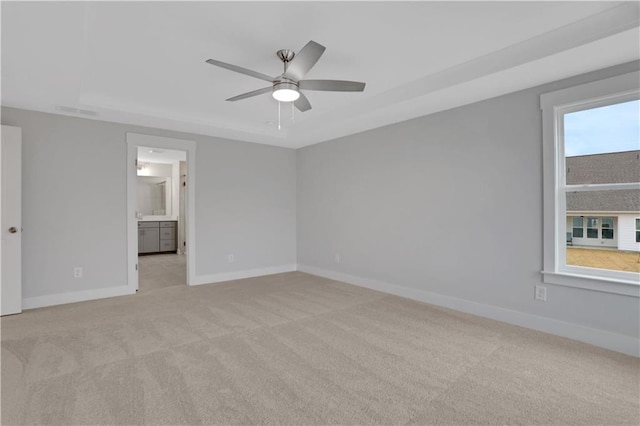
xmin=566 ymin=189 xmax=640 ymax=212
xmin=565 ymin=150 xmax=639 ymax=213
xmin=566 ymin=150 xmax=639 ymax=185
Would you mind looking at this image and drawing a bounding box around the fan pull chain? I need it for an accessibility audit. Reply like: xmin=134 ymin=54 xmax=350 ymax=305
xmin=291 ymin=102 xmax=295 ymax=122
xmin=278 ymin=101 xmax=281 ymax=130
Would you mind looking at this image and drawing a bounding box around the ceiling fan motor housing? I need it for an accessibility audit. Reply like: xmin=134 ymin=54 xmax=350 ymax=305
xmin=273 ymin=80 xmax=298 ymax=91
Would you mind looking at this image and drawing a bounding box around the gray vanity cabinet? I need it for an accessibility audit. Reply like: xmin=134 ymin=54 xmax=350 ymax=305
xmin=138 ymin=221 xmax=176 ymax=254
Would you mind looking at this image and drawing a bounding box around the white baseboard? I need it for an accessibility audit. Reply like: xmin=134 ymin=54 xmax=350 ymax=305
xmin=297 ymin=264 xmax=639 ymax=357
xmin=23 ymin=285 xmax=135 ymax=310
xmin=192 ymin=264 xmax=297 ymax=286
xmin=21 ymin=264 xmax=298 ymax=309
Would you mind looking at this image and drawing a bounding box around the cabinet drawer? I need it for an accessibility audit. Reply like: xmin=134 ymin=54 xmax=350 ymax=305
xmin=138 ymin=221 xmax=159 ymax=228
xmin=160 ymin=221 xmax=176 ymax=228
xmin=160 ymin=227 xmax=175 ymax=240
xmin=160 ymin=239 xmax=176 ymax=251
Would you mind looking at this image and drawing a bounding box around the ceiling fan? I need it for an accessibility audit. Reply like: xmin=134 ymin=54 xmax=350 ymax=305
xmin=205 ymin=40 xmax=366 ymax=112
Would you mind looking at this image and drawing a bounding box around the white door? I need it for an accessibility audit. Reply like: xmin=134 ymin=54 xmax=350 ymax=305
xmin=1 ymin=125 xmax=22 ymax=316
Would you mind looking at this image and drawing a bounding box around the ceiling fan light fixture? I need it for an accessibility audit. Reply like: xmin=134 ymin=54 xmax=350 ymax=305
xmin=272 ymin=82 xmax=300 ymax=102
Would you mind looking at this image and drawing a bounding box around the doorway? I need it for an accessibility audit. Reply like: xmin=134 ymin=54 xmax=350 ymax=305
xmin=137 ymin=146 xmax=186 ymax=292
xmin=126 ymin=133 xmax=196 ymax=293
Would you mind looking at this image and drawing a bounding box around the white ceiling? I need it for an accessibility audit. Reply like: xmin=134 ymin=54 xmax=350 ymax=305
xmin=2 ymin=1 xmax=639 ymax=148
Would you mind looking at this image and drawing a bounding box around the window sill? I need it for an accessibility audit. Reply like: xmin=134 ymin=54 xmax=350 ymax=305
xmin=542 ymin=271 xmax=640 ymax=297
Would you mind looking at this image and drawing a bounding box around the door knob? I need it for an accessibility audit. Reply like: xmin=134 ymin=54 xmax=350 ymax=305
xmin=8 ymin=227 xmax=17 ymax=234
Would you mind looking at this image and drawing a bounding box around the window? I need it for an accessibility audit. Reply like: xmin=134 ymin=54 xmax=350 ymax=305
xmin=586 ymin=217 xmax=599 ymax=239
xmin=601 ymin=217 xmax=614 ymax=240
xmin=572 ymin=217 xmax=584 ymax=238
xmin=541 ymin=71 xmax=639 ymax=296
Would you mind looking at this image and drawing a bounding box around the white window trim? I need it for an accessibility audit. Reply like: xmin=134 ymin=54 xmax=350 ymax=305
xmin=541 ymin=71 xmax=640 ymax=297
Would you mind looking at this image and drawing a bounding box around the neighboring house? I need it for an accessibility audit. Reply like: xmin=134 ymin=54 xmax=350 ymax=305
xmin=565 ymin=150 xmax=640 ymax=252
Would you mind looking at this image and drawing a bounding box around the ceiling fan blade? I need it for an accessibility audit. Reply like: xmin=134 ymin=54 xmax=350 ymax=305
xmin=299 ymin=80 xmax=366 ymax=92
xmin=294 ymin=92 xmax=312 ymax=112
xmin=206 ymin=59 xmax=274 ymax=83
xmin=283 ymin=41 xmax=326 ymax=81
xmin=226 ymin=87 xmax=273 ymax=102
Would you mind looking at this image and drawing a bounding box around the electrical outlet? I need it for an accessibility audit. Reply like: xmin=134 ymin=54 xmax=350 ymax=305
xmin=73 ymin=267 xmax=83 ymax=278
xmin=535 ymin=285 xmax=547 ymax=301
xmin=227 ymin=254 xmax=234 ymax=263
xmin=335 ymin=253 xmax=340 ymax=263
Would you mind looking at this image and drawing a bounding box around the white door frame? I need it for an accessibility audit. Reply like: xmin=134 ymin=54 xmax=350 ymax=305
xmin=126 ymin=133 xmax=196 ymax=291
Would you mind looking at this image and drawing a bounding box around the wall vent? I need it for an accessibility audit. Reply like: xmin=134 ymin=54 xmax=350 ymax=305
xmin=78 ymin=108 xmax=97 ymax=116
xmin=55 ymin=105 xmax=98 ymax=116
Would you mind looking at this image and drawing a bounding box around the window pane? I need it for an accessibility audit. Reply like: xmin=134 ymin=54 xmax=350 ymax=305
xmin=564 ymin=100 xmax=639 ymax=185
xmin=565 ymin=191 xmax=638 ymax=272
xmin=561 ymin=99 xmax=639 ymax=275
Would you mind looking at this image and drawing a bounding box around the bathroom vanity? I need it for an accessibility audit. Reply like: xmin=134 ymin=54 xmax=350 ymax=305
xmin=138 ymin=221 xmax=177 ymax=254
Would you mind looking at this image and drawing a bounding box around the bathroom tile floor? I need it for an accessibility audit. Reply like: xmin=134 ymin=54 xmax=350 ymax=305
xmin=138 ymin=253 xmax=186 ymax=292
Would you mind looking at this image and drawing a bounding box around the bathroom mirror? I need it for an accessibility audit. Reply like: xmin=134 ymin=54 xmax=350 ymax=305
xmin=137 ymin=176 xmax=171 ymax=217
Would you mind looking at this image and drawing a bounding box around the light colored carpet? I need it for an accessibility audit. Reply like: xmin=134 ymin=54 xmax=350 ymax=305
xmin=1 ymin=272 xmax=638 ymax=425
xmin=138 ymin=253 xmax=186 ymax=293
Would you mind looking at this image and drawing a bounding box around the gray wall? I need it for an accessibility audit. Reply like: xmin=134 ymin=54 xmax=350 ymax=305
xmin=297 ymin=61 xmax=640 ymax=339
xmin=194 ymin=137 xmax=296 ymax=275
xmin=2 ymin=62 xmax=638 ymax=342
xmin=1 ymin=107 xmax=296 ymax=299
